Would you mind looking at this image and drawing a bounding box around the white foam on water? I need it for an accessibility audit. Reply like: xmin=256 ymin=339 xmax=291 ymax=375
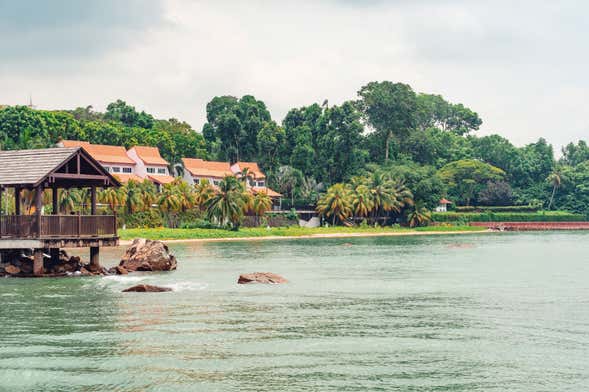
xmin=165 ymin=281 xmax=208 ymax=292
xmin=102 ymin=275 xmax=145 ymax=283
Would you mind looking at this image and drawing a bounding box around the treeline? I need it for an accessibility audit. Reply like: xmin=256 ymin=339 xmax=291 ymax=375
xmin=0 ymin=100 xmax=207 ymax=165
xmin=1 ymin=81 xmax=588 ymax=215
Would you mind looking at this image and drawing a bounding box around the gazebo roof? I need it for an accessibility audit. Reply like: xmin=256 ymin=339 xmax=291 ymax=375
xmin=0 ymin=147 xmax=120 ymax=188
xmin=439 ymin=198 xmax=452 ymax=204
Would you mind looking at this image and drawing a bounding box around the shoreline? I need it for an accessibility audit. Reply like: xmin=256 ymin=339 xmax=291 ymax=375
xmin=118 ymin=229 xmax=492 ymax=246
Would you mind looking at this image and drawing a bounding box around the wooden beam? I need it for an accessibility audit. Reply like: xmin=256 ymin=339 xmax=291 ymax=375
xmin=52 ymin=184 xmax=58 ymax=215
xmin=33 ymin=248 xmax=44 ymax=276
xmin=14 ymin=186 xmax=20 ymax=215
xmin=90 ymin=186 xmax=97 ymax=215
xmin=51 ymin=173 xmax=111 ymax=181
xmin=90 ymin=246 xmax=100 ymax=271
xmin=35 ymin=185 xmax=43 ymax=236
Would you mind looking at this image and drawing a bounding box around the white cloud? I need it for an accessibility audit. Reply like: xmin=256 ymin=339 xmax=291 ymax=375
xmin=0 ymin=0 xmax=587 ymax=152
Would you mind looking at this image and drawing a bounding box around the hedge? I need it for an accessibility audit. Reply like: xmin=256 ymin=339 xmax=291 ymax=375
xmin=455 ymin=205 xmax=540 ymax=213
xmin=432 ymin=211 xmax=586 ymax=223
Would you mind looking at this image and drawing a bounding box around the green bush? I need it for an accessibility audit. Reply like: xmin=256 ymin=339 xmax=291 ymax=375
xmin=432 ymin=211 xmax=586 ymax=223
xmin=179 ymin=219 xmax=227 ymax=230
xmin=120 ymin=210 xmax=164 ymax=228
xmin=455 ymin=205 xmax=540 ymax=213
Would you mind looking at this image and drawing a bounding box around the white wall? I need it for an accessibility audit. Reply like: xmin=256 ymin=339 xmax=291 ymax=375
xmin=127 ymin=147 xmax=168 ymax=178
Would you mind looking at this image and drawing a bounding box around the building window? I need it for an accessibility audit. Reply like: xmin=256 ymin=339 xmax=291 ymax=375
xmin=112 ymin=167 xmax=121 ymax=173
xmin=213 ymin=180 xmax=220 ymax=186
xmin=122 ymin=167 xmax=132 ymax=173
xmin=147 ymin=167 xmax=155 ymax=174
xmin=157 ymin=168 xmax=166 ymax=174
xmin=104 ymin=167 xmax=110 ymax=172
xmin=194 ymin=178 xmax=200 ymax=184
xmin=257 ymin=181 xmax=265 ymax=187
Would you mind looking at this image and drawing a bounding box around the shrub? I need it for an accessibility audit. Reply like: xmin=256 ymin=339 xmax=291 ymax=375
xmin=120 ymin=210 xmax=164 ymax=228
xmin=432 ymin=211 xmax=585 ymax=223
xmin=455 ymin=205 xmax=541 ymax=213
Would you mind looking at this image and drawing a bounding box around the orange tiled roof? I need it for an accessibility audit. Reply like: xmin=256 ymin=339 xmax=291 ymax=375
xmin=232 ymin=161 xmax=266 ymax=179
xmin=252 ymin=186 xmax=282 ymax=198
xmin=439 ymin=198 xmax=452 ymax=204
xmin=130 ymin=146 xmax=169 ymax=166
xmin=62 ymin=140 xmax=135 ymax=165
xmin=182 ymin=158 xmax=232 ymax=178
xmin=147 ymin=175 xmax=176 ymax=185
xmin=114 ymin=174 xmax=144 ymax=183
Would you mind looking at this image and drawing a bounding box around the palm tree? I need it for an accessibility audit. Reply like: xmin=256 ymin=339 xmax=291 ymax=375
xmin=407 ymin=204 xmax=432 ymax=228
xmin=194 ymin=179 xmax=215 ymax=209
xmin=205 ymin=175 xmax=249 ymax=230
xmin=174 ymin=179 xmax=197 ymax=212
xmin=124 ymin=180 xmax=144 ymax=214
xmin=547 ymin=169 xmax=562 ymax=210
xmin=138 ymin=180 xmax=158 ymax=210
xmin=98 ymin=187 xmax=126 ymax=215
xmin=316 ymin=183 xmax=353 ymax=225
xmin=251 ymin=192 xmax=272 ymax=225
xmin=350 ymin=184 xmax=374 ymax=218
xmin=365 ymin=171 xmax=413 ymax=224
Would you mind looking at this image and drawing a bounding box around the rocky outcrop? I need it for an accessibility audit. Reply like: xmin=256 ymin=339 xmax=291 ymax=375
xmin=122 ymin=284 xmax=172 ymax=292
xmin=237 ymin=272 xmax=288 ymax=284
xmin=118 ymin=239 xmax=177 ymax=272
xmin=0 ymin=249 xmax=104 ymax=277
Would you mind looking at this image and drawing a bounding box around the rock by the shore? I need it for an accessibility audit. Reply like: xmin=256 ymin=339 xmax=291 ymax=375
xmin=237 ymin=272 xmax=288 ymax=284
xmin=122 ymin=284 xmax=172 ymax=292
xmin=119 ymin=239 xmax=177 ymax=272
xmin=4 ymin=265 xmax=21 ymax=275
xmin=0 ymin=249 xmax=103 ymax=277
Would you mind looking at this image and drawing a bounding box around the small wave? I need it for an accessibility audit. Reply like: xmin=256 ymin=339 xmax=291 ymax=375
xmin=102 ymin=275 xmax=145 ymax=283
xmin=165 ymin=281 xmax=208 ymax=292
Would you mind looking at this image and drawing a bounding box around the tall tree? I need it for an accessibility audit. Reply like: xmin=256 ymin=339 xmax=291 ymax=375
xmin=357 ymin=81 xmax=418 ymax=162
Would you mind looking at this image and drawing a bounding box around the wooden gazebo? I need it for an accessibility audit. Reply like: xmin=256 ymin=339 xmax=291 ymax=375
xmin=0 ymin=147 xmax=120 ymax=276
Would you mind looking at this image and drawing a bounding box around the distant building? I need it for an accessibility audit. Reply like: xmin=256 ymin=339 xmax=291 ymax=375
xmin=127 ymin=146 xmax=175 ymax=189
xmin=182 ymin=158 xmax=281 ymax=197
xmin=182 ymin=158 xmax=234 ymax=186
xmin=435 ymin=198 xmax=452 ymax=212
xmin=60 ymin=140 xmax=139 ymax=182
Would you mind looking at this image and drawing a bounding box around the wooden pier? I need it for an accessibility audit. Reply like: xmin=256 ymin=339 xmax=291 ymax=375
xmin=0 ymin=147 xmax=120 ymax=276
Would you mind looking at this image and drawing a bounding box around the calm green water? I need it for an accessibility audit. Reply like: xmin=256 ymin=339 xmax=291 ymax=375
xmin=1 ymin=232 xmax=589 ymax=391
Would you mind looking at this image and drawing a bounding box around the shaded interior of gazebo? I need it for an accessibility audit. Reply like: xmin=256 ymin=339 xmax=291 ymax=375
xmin=0 ymin=147 xmax=120 ymax=275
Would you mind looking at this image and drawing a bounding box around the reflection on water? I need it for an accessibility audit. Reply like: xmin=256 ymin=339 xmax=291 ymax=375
xmin=2 ymin=232 xmax=589 ymax=391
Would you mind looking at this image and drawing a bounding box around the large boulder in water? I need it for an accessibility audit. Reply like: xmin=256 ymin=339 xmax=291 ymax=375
xmin=122 ymin=284 xmax=172 ymax=292
xmin=119 ymin=239 xmax=177 ymax=272
xmin=237 ymin=272 xmax=288 ymax=284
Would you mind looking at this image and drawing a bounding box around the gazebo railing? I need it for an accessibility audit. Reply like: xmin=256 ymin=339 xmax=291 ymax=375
xmin=0 ymin=215 xmax=117 ymax=239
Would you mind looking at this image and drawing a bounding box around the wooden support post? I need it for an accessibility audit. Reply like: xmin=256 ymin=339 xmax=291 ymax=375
xmin=50 ymin=248 xmax=60 ymax=265
xmin=33 ymin=248 xmax=44 ymax=276
xmin=90 ymin=246 xmax=100 ymax=271
xmin=14 ymin=186 xmax=20 ymax=216
xmin=35 ymin=185 xmax=43 ymax=237
xmin=52 ymin=185 xmax=58 ymax=215
xmin=90 ymin=186 xmax=96 ymax=215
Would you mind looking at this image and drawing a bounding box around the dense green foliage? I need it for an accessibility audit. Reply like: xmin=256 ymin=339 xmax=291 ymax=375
xmin=0 ymin=102 xmax=207 ymax=165
xmin=2 ymin=79 xmax=589 ymax=221
xmin=432 ymin=211 xmax=585 ymax=223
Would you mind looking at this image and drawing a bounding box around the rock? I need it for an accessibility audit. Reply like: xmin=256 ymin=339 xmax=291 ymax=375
xmin=122 ymin=284 xmax=172 ymax=292
xmin=119 ymin=239 xmax=177 ymax=272
xmin=19 ymin=260 xmax=33 ymax=274
xmin=79 ymin=267 xmax=91 ymax=276
xmin=115 ymin=266 xmax=128 ymax=275
xmin=237 ymin=272 xmax=288 ymax=284
xmin=4 ymin=265 xmax=21 ymax=275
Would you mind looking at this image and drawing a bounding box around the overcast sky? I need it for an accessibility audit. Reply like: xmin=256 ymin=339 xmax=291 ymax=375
xmin=0 ymin=0 xmax=587 ymax=151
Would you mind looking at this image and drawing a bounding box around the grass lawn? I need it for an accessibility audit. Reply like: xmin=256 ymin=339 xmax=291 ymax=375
xmin=119 ymin=225 xmax=486 ymax=241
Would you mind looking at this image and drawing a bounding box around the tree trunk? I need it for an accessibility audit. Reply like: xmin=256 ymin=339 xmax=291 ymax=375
xmin=548 ymin=185 xmax=557 ymax=210
xmin=384 ymin=131 xmax=392 ymax=162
